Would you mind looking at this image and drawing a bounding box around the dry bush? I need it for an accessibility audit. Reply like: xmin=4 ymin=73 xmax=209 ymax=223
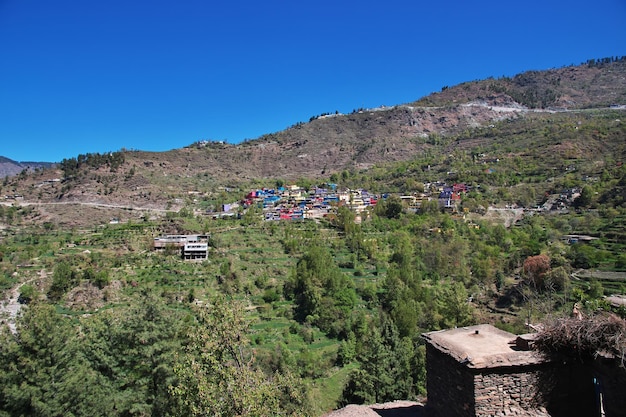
xmin=534 ymin=313 xmax=626 ymax=366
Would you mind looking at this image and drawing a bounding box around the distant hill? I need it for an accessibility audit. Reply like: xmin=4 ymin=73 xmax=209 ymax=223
xmin=173 ymin=57 xmax=626 ymax=180
xmin=3 ymin=57 xmax=626 ymax=227
xmin=0 ymin=156 xmax=55 ymax=178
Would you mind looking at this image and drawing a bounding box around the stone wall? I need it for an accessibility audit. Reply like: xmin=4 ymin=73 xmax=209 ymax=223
xmin=540 ymin=359 xmax=596 ymax=417
xmin=426 ymin=343 xmax=598 ymax=417
xmin=539 ymin=355 xmax=626 ymax=417
xmin=424 ymin=324 xmax=624 ymax=417
xmin=425 ymin=343 xmax=475 ymax=417
xmin=474 ymin=367 xmax=547 ymax=416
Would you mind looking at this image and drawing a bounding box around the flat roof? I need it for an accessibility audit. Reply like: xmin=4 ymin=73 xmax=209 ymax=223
xmin=423 ymin=324 xmax=547 ymax=369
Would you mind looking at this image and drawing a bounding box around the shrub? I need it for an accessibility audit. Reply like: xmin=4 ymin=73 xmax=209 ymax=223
xmin=18 ymin=284 xmax=36 ymax=304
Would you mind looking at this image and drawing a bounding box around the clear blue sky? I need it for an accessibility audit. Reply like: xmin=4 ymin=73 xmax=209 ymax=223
xmin=1 ymin=0 xmax=625 ymax=162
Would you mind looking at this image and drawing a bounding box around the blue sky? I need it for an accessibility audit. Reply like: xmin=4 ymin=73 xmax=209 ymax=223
xmin=1 ymin=0 xmax=625 ymax=162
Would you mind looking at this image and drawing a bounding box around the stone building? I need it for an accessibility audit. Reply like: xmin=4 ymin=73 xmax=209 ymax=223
xmin=423 ymin=324 xmax=601 ymax=417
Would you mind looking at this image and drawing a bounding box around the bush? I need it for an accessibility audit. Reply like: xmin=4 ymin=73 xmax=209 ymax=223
xmin=94 ymin=270 xmax=111 ymax=289
xmin=262 ymin=288 xmax=280 ymax=303
xmin=615 ymin=254 xmax=626 ymax=271
xmin=18 ymin=284 xmax=36 ymax=304
xmin=522 ymin=254 xmax=551 ymax=290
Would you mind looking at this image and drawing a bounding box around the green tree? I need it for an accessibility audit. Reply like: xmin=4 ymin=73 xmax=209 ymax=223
xmin=588 ymin=279 xmax=604 ymax=299
xmin=376 ymin=195 xmax=404 ymax=219
xmin=616 ymin=253 xmax=626 ymax=271
xmin=0 ymin=304 xmax=116 ymax=417
xmin=495 ymin=270 xmax=505 ymax=291
xmin=391 ymin=296 xmax=420 ymax=338
xmin=242 ymin=204 xmax=262 ymax=226
xmin=18 ymin=284 xmax=36 ymax=304
xmin=336 ymin=332 xmax=357 ymax=366
xmin=574 ymin=185 xmax=594 ymax=208
xmin=285 ymin=244 xmax=356 ymax=336
xmin=333 ymin=205 xmax=357 ymax=233
xmin=79 ymin=293 xmax=182 ymax=416
xmin=93 ymin=270 xmax=110 ymax=289
xmin=440 ymin=281 xmax=475 ymax=328
xmin=341 ymin=318 xmax=416 ymax=404
xmin=544 ymin=266 xmax=569 ymax=291
xmin=170 ymin=297 xmax=310 ymax=416
xmin=48 ymin=261 xmax=76 ymax=301
xmin=420 ymin=199 xmax=440 ymax=215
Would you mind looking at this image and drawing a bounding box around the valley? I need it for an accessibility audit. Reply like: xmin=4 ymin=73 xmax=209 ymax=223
xmin=1 ymin=58 xmax=626 ymax=416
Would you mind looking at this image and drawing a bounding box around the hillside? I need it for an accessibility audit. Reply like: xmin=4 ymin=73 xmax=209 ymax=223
xmin=1 ymin=58 xmax=626 ymax=417
xmin=2 ymin=58 xmax=625 ymax=228
xmin=413 ymin=57 xmax=626 ymax=109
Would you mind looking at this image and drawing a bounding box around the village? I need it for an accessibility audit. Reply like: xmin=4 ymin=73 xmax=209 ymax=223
xmin=152 ymin=179 xmax=588 ymax=262
xmin=152 ymin=181 xmax=472 ymax=260
xmin=215 ymin=181 xmax=473 ymax=222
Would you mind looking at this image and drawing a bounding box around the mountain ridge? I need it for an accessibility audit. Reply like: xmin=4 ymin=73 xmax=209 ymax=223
xmin=3 ymin=57 xmax=625 ymax=166
xmin=0 ymin=156 xmax=55 ymax=179
xmin=2 ymin=58 xmax=625 ymax=226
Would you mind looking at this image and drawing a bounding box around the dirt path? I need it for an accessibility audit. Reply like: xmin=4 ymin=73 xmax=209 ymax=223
xmin=0 ymin=271 xmax=44 ymax=333
xmin=0 ymin=200 xmax=171 ymax=213
xmin=0 ymin=283 xmax=22 ymax=333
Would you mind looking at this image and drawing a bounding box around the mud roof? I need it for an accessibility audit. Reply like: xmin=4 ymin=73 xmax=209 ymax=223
xmin=423 ymin=324 xmax=547 ymax=369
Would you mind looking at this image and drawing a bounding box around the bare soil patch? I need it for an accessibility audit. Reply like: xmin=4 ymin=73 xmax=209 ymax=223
xmin=322 ymin=401 xmax=425 ymax=417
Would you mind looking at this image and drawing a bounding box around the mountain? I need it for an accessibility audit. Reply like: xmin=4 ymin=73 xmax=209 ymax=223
xmin=2 ymin=58 xmax=626 ymax=417
xmin=413 ymin=57 xmax=626 ymax=109
xmin=3 ymin=57 xmax=626 ymax=227
xmin=0 ymin=156 xmax=55 ymax=178
xmin=175 ymin=58 xmax=626 ymax=180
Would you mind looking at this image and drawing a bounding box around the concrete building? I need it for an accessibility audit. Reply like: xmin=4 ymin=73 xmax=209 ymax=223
xmin=183 ymin=242 xmax=209 ymax=260
xmin=153 ymin=234 xmax=209 ymax=260
xmin=153 ymin=234 xmax=207 ymax=249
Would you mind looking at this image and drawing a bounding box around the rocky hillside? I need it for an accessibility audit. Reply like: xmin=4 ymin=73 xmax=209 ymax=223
xmin=180 ymin=58 xmax=626 ymax=181
xmin=413 ymin=57 xmax=626 ymax=109
xmin=2 ymin=58 xmax=625 ymax=227
xmin=182 ymin=101 xmax=527 ymax=178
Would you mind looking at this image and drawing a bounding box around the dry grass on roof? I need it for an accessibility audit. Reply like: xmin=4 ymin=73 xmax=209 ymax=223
xmin=534 ymin=313 xmax=626 ymax=366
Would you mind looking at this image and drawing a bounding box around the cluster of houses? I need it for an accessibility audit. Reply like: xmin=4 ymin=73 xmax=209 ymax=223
xmin=154 ymin=182 xmax=472 ymax=259
xmin=213 ymin=182 xmax=473 ymax=222
xmin=422 ymin=182 xmax=470 ymax=211
xmin=545 ymin=187 xmax=581 ymax=211
xmin=235 ymin=184 xmax=379 ymax=222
